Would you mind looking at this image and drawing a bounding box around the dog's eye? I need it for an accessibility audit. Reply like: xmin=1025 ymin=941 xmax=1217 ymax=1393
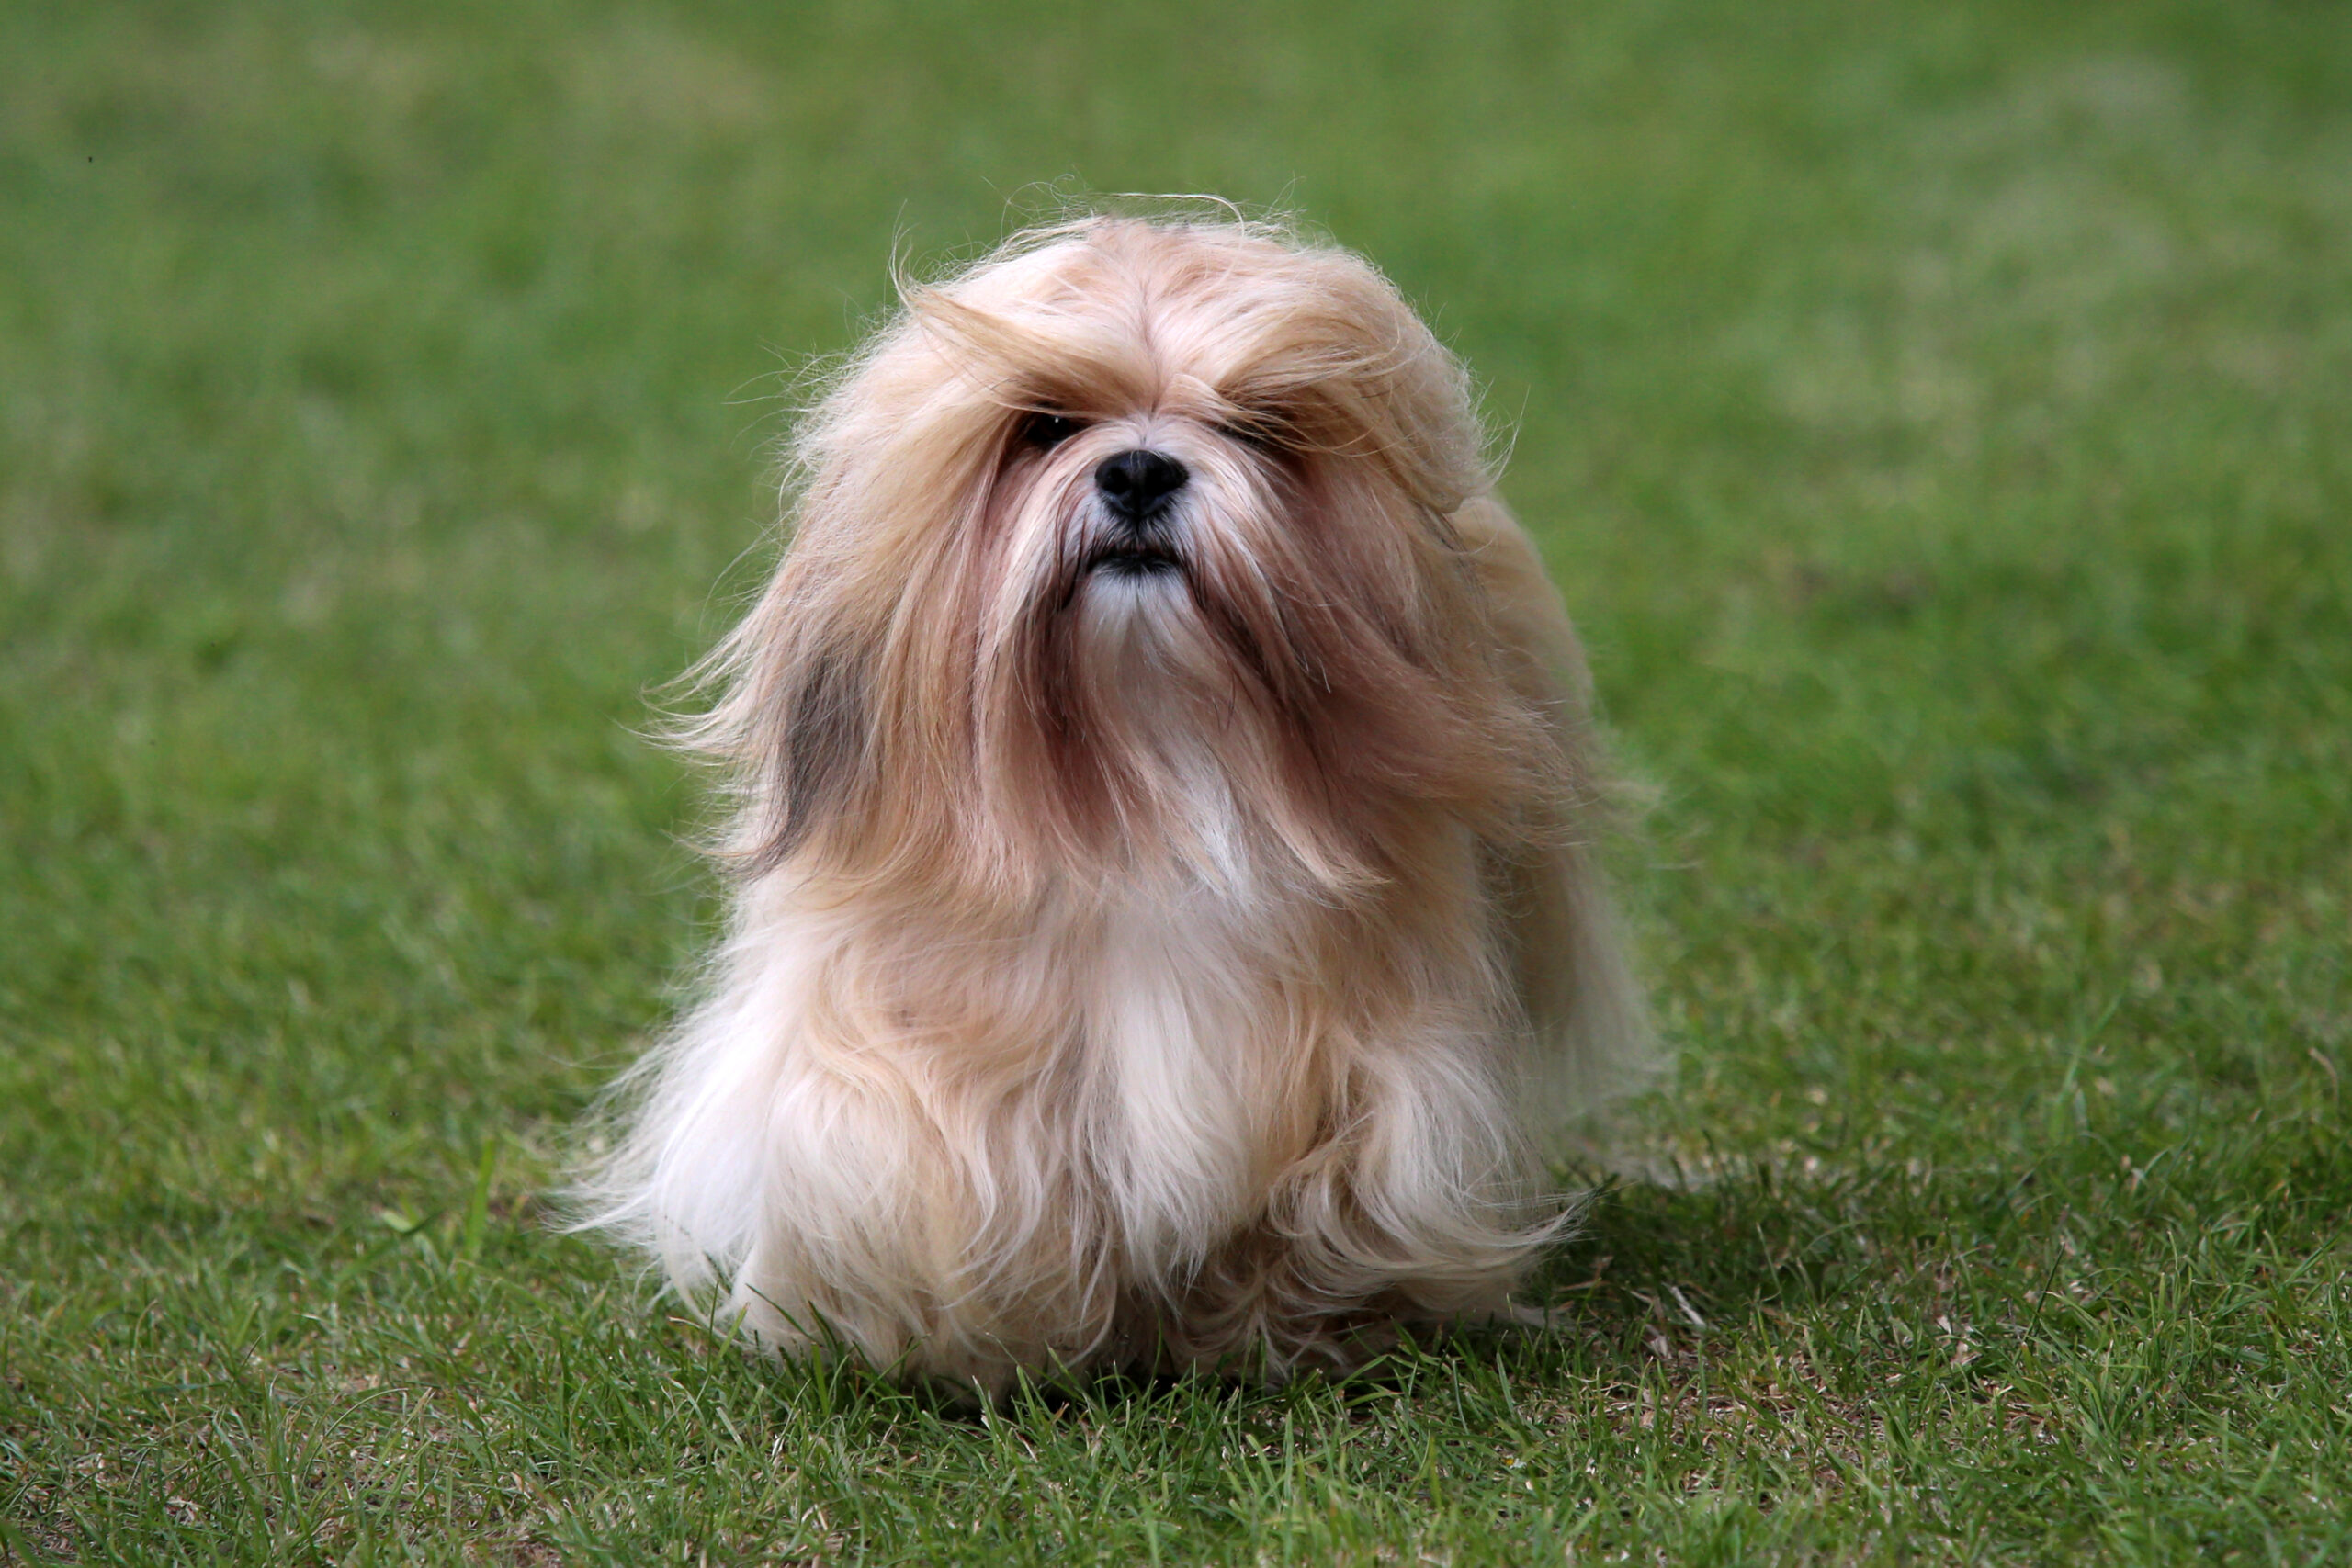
xmin=1219 ymin=415 xmax=1287 ymax=456
xmin=1021 ymin=412 xmax=1086 ymax=450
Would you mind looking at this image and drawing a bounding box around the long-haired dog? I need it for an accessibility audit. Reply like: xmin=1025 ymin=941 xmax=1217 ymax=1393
xmin=577 ymin=215 xmax=1652 ymax=1395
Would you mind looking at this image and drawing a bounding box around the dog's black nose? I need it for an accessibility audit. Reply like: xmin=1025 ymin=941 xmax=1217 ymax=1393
xmin=1094 ymin=449 xmax=1188 ymax=522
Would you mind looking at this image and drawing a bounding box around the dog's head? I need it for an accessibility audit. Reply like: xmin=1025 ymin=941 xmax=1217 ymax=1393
xmin=696 ymin=219 xmax=1548 ymax=897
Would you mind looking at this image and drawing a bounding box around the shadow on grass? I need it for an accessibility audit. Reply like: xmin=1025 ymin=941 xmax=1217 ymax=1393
xmin=709 ymin=1167 xmax=1861 ymax=1431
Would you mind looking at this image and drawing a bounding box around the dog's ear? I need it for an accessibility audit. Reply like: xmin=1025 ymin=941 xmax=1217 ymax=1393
xmin=742 ymin=640 xmax=874 ymax=874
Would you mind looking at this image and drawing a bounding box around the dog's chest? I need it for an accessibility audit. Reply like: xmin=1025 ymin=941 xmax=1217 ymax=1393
xmin=1075 ymin=882 xmax=1321 ymax=1260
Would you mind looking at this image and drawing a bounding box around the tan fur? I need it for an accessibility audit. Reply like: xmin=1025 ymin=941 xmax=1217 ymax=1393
xmin=573 ymin=217 xmax=1654 ymax=1396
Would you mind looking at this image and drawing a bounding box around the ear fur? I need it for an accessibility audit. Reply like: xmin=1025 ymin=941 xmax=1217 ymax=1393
xmin=747 ymin=641 xmax=874 ymax=873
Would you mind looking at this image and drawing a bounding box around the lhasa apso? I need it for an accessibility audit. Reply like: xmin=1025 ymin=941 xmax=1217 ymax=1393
xmin=579 ymin=216 xmax=1652 ymax=1394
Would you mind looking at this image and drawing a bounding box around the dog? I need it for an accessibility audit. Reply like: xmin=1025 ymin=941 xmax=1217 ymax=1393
xmin=576 ymin=215 xmax=1652 ymax=1395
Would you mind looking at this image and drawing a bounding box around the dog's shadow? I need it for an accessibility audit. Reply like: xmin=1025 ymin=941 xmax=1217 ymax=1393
xmin=1508 ymin=1168 xmax=1823 ymax=1364
xmin=836 ymin=1168 xmax=1840 ymax=1427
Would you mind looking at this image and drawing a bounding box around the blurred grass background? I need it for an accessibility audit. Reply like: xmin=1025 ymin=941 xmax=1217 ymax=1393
xmin=3 ymin=1 xmax=2347 ymax=1562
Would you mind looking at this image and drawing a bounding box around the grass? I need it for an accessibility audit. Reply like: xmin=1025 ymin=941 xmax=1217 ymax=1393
xmin=3 ymin=0 xmax=2348 ymax=1561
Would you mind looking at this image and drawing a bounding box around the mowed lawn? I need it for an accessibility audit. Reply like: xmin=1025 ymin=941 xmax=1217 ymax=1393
xmin=4 ymin=1 xmax=2348 ymax=1562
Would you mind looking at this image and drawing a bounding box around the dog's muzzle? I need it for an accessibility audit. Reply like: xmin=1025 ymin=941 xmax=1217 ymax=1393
xmin=1090 ymin=447 xmax=1188 ymax=576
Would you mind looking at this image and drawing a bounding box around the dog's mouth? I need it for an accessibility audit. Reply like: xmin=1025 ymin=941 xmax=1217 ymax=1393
xmin=1083 ymin=542 xmax=1183 ymax=579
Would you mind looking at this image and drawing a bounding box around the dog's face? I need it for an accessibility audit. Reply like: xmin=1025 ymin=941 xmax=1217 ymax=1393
xmin=706 ymin=221 xmax=1544 ymax=897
